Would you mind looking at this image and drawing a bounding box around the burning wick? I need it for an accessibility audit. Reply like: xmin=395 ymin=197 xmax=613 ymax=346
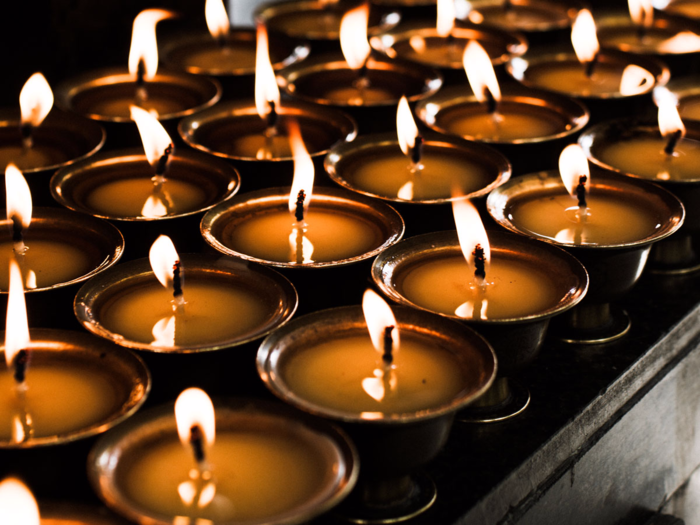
xmin=584 ymin=54 xmax=599 ymax=78
xmin=172 ymin=260 xmax=185 ymax=309
xmin=410 ymin=135 xmax=424 ymax=167
xmin=12 ymin=349 xmax=29 ymax=386
xmin=382 ymin=325 xmax=394 ymax=368
xmin=294 ymin=189 xmax=306 ymax=223
xmin=266 ymin=100 xmax=278 ymax=136
xmin=503 ymin=0 xmax=512 ymax=12
xmin=135 ymin=59 xmax=148 ymax=105
xmin=664 ymin=129 xmax=682 ymax=155
xmin=153 ymin=143 xmax=173 ymax=188
xmin=11 ymin=216 xmax=26 ymax=257
xmin=484 ymin=87 xmax=498 ymax=114
xmin=576 ymin=174 xmax=588 ymax=209
xmin=473 ymin=243 xmax=486 ymax=286
xmin=189 ymin=424 xmax=207 ymax=465
xmin=19 ymin=123 xmax=33 ymax=150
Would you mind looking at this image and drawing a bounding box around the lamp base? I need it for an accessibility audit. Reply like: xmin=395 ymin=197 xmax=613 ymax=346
xmin=457 ymin=377 xmax=530 ymax=423
xmin=648 ymin=233 xmax=700 ymax=275
xmin=550 ymin=302 xmax=631 ymax=344
xmin=336 ymin=473 xmax=437 ymax=524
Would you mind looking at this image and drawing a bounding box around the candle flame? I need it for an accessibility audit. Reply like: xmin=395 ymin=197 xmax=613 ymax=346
xmin=656 ymin=87 xmax=686 ymax=139
xmin=340 ymin=4 xmax=371 ymax=69
xmin=128 ymin=9 xmax=175 ymax=80
xmin=6 ymin=164 xmax=32 ymax=231
xmin=130 ymin=105 xmax=174 ymax=169
xmin=452 ymin=194 xmax=490 ymax=272
xmin=19 ymin=73 xmax=53 ymax=129
xmin=571 ymin=9 xmax=599 ymax=66
xmin=287 ymin=120 xmax=314 ymax=216
xmin=657 ymin=31 xmax=700 ymax=53
xmin=437 ymin=0 xmax=456 ymax=37
xmin=175 ymin=388 xmax=216 ymax=448
xmin=559 ymin=144 xmax=590 ymax=197
xmin=149 ymin=235 xmax=180 ymax=290
xmin=629 ymin=0 xmax=654 ymax=28
xmin=205 ymin=0 xmax=230 ymax=40
xmin=463 ymin=40 xmax=501 ymax=105
xmin=0 ymin=478 xmax=40 ymax=525
xmin=362 ymin=288 xmax=400 ymax=357
xmin=5 ymin=259 xmax=29 ymax=368
xmin=255 ymin=23 xmax=281 ymax=122
xmin=619 ymin=64 xmax=655 ymax=95
xmin=396 ymin=96 xmax=419 ymax=156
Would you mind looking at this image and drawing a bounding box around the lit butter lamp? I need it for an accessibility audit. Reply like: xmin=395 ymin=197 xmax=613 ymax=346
xmin=487 ymin=144 xmax=684 ymax=343
xmin=0 ymin=258 xmax=149 ymax=448
xmin=0 ymin=74 xmax=104 ymax=206
xmin=508 ymin=8 xmax=668 ymax=108
xmin=464 ymin=0 xmax=580 ymax=36
xmin=416 ymin=39 xmax=588 ymax=174
xmin=201 ymin=122 xmax=404 ymax=312
xmin=0 ymin=478 xmax=133 ymax=525
xmin=75 ymin=235 xmax=297 ymax=354
xmin=56 ymin=9 xmax=220 ymax=141
xmin=278 ymin=3 xmax=442 ymax=133
xmin=325 ymin=96 xmax=511 ymax=233
xmin=257 ymin=290 xmax=496 ymax=522
xmin=254 ymin=0 xmax=400 ymax=50
xmin=0 ymin=164 xmax=123 ymax=329
xmin=51 ymin=104 xmax=240 ymax=260
xmin=179 ymin=24 xmax=356 ymax=188
xmin=89 ymin=388 xmax=358 ymax=525
xmin=162 ymin=0 xmax=310 ymax=99
xmin=595 ymin=0 xmax=700 ymax=67
xmin=370 ymin=0 xmax=528 ymax=79
xmin=580 ymin=87 xmax=700 ymax=273
xmin=371 ymin=197 xmax=587 ymax=421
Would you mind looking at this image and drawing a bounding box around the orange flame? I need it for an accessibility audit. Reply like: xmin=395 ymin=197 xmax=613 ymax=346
xmin=396 ymin=96 xmax=419 ymax=156
xmin=559 ymin=144 xmax=590 ymax=197
xmin=205 ymin=0 xmax=230 ymax=41
xmin=130 ymin=105 xmax=174 ymax=169
xmin=629 ymin=0 xmax=653 ymax=28
xmin=287 ymin=120 xmax=314 ymax=217
xmin=656 ymin=88 xmax=686 ymax=140
xmin=452 ymin=194 xmax=490 ymax=273
xmin=571 ymin=9 xmax=599 ymax=65
xmin=19 ymin=73 xmax=53 ymax=129
xmin=128 ymin=9 xmax=176 ymax=80
xmin=175 ymin=388 xmax=216 ymax=448
xmin=255 ymin=23 xmax=281 ymax=121
xmin=149 ymin=235 xmax=180 ymax=290
xmin=619 ymin=64 xmax=655 ymax=95
xmin=4 ymin=259 xmax=30 ymax=368
xmin=6 ymin=164 xmax=32 ymax=231
xmin=340 ymin=4 xmax=371 ymax=69
xmin=0 ymin=478 xmax=40 ymax=525
xmin=463 ymin=40 xmax=501 ymax=105
xmin=362 ymin=288 xmax=400 ymax=356
xmin=657 ymin=32 xmax=700 ymax=53
xmin=437 ymin=0 xmax=456 ymax=37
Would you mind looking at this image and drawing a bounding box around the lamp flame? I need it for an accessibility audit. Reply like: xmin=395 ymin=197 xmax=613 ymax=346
xmin=287 ymin=120 xmax=314 ymax=217
xmin=559 ymin=144 xmax=590 ymax=197
xmin=629 ymin=0 xmax=654 ymax=28
xmin=205 ymin=0 xmax=230 ymax=40
xmin=463 ymin=40 xmax=501 ymax=105
xmin=657 ymin=32 xmax=700 ymax=53
xmin=175 ymin=388 xmax=216 ymax=448
xmin=0 ymin=478 xmax=40 ymax=525
xmin=128 ymin=9 xmax=175 ymax=80
xmin=19 ymin=73 xmax=53 ymax=129
xmin=340 ymin=4 xmax=371 ymax=69
xmin=396 ymin=96 xmax=419 ymax=156
xmin=130 ymin=106 xmax=174 ymax=169
xmin=6 ymin=164 xmax=32 ymax=232
xmin=437 ymin=0 xmax=456 ymax=37
xmin=656 ymin=88 xmax=686 ymax=140
xmin=619 ymin=64 xmax=655 ymax=95
xmin=149 ymin=235 xmax=180 ymax=290
xmin=452 ymin=194 xmax=490 ymax=273
xmin=5 ymin=259 xmax=29 ymax=368
xmin=362 ymin=289 xmax=400 ymax=356
xmin=571 ymin=9 xmax=599 ymax=65
xmin=255 ymin=24 xmax=281 ymax=121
